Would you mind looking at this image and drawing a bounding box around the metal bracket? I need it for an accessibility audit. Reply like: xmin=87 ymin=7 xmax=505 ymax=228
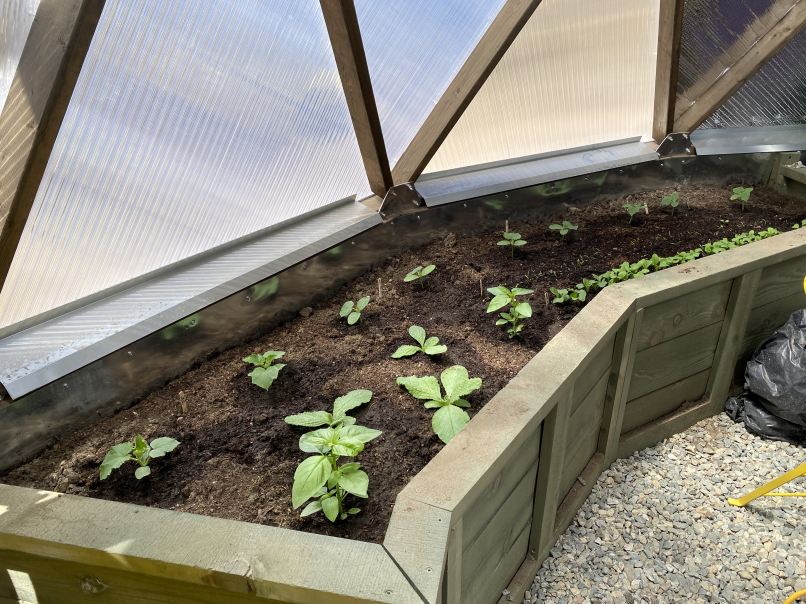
xmin=657 ymin=132 xmax=696 ymax=159
xmin=378 ymin=182 xmax=424 ymax=221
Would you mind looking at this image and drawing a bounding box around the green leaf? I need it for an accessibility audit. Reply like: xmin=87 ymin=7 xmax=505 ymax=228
xmin=292 ymin=455 xmax=332 ymax=508
xmin=549 ymin=224 xmax=562 ymax=230
xmin=322 ymin=496 xmax=339 ymax=522
xmin=392 ymin=345 xmax=420 ymax=358
xmin=99 ymin=442 xmax=133 ymax=479
xmin=422 ymin=341 xmax=447 ymax=355
xmin=347 ymin=311 xmax=361 ymax=325
xmin=339 ymin=425 xmax=382 ymax=443
xmin=242 ymin=353 xmax=265 ymax=366
xmin=495 ymin=319 xmax=508 ymax=325
xmin=285 ymin=411 xmax=333 ymax=427
xmin=432 ymin=405 xmax=470 ymax=444
xmin=423 ymin=400 xmax=443 ymax=408
xmin=328 ymin=470 xmax=341 ymax=489
xmin=249 ymin=365 xmax=283 ymax=390
xmin=339 ymin=301 xmax=354 ymax=317
xmin=331 ymin=436 xmax=364 ymax=457
xmin=514 ymin=240 xmax=527 ymax=246
xmin=339 ymin=462 xmax=361 ymax=473
xmin=261 ymin=351 xmax=285 ymax=364
xmin=348 ymin=508 xmax=360 ymax=515
xmin=503 ymin=232 xmax=520 ymax=240
xmin=149 ymin=437 xmax=180 ymax=458
xmin=333 ymin=389 xmax=372 ymax=419
xmin=496 ymin=240 xmax=510 ymax=246
xmin=356 ymin=296 xmax=370 ymax=311
xmin=514 ymin=302 xmax=532 ymax=318
xmin=453 ymin=399 xmax=471 ymax=408
xmin=421 ymin=265 xmax=436 ymax=276
xmin=135 ymin=466 xmax=151 ymax=479
xmin=441 ymin=366 xmax=482 ymax=402
xmin=511 ymin=287 xmax=534 ymax=296
xmin=404 ymin=272 xmax=419 ymax=281
xmin=300 ymin=500 xmax=323 ymax=517
xmin=339 ymin=469 xmax=369 ymax=498
xmin=408 ymin=325 xmax=427 ymax=346
xmin=486 ymin=286 xmax=507 ymax=296
xmin=487 ymin=294 xmax=510 ymax=313
xmin=397 ymin=375 xmax=442 ymax=401
xmin=133 ymin=434 xmax=149 ymax=464
xmin=299 ymin=428 xmax=335 ymax=453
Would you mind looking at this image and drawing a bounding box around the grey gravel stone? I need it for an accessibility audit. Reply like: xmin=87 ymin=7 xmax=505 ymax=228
xmin=528 ymin=414 xmax=806 ymax=603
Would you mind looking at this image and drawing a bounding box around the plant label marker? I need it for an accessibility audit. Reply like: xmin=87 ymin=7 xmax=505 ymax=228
xmin=505 ymin=220 xmax=509 ymax=233
xmin=545 ymin=291 xmax=549 ymax=309
xmin=480 ymin=278 xmax=483 ymax=298
xmin=179 ymin=391 xmax=187 ymax=414
xmin=378 ymin=278 xmax=382 ymax=299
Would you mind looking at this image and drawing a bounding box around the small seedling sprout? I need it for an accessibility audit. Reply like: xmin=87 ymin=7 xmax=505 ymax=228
xmin=660 ymin=192 xmax=679 ymax=216
xmin=285 ymin=389 xmax=372 ymax=429
xmin=100 ymin=435 xmax=180 ymax=480
xmin=486 ymin=285 xmax=533 ymax=337
xmin=392 ymin=326 xmax=447 ymax=358
xmin=497 ymin=232 xmax=527 ymax=258
xmin=623 ymin=203 xmax=644 ymax=224
xmin=404 ymin=265 xmax=435 ymax=289
xmin=794 ymin=219 xmax=806 ymax=229
xmin=242 ymin=350 xmax=286 ymax=391
xmin=340 ymin=296 xmax=370 ymax=324
xmin=549 ymin=221 xmax=578 ymax=240
xmin=731 ymin=187 xmax=753 ymax=211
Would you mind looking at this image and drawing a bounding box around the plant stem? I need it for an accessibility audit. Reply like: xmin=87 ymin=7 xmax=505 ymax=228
xmin=511 ymin=243 xmax=514 ymax=259
xmin=419 ymin=274 xmax=424 ymax=289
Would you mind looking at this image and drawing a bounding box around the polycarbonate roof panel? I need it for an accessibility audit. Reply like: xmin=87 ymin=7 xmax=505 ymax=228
xmin=354 ymin=0 xmax=507 ymax=168
xmin=0 ymin=0 xmax=39 ymax=110
xmin=700 ymin=27 xmax=806 ymax=129
xmin=423 ymin=0 xmax=659 ymax=174
xmin=0 ymin=0 xmax=371 ymax=329
xmin=676 ymin=0 xmax=796 ymax=120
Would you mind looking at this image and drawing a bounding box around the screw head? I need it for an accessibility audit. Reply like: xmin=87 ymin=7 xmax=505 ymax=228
xmin=351 ymin=241 xmax=355 ymax=245
xmin=127 ymin=351 xmax=132 ymax=356
xmin=190 ymin=320 xmax=196 ymax=325
xmin=302 ymin=265 xmax=307 ymax=269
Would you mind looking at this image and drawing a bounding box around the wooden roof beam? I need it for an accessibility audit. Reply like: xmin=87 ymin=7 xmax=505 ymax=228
xmin=652 ymin=0 xmax=686 ymax=142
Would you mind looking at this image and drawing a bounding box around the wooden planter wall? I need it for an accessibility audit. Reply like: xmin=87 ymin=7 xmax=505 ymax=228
xmin=1 ymin=229 xmax=805 ymax=604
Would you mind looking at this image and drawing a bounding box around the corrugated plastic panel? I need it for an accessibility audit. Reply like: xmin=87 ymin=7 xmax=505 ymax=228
xmin=423 ymin=0 xmax=659 ymax=174
xmin=700 ymin=27 xmax=806 ymax=129
xmin=0 ymin=0 xmax=371 ymax=329
xmin=0 ymin=0 xmax=39 ymax=110
xmin=354 ymin=0 xmax=507 ymax=168
xmin=676 ymin=0 xmax=796 ymax=120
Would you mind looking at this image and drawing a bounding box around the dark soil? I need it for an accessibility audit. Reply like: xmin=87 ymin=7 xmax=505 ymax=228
xmin=3 ymin=184 xmax=805 ymax=544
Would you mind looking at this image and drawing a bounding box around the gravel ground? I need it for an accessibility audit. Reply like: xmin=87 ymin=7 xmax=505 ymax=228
xmin=524 ymin=414 xmax=806 ymax=604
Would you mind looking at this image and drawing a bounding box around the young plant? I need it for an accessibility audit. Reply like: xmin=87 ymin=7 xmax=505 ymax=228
xmin=497 ymin=232 xmax=527 ymax=258
xmin=404 ymin=265 xmax=435 ymax=289
xmin=550 ymin=287 xmax=570 ymax=304
xmin=285 ymin=389 xmax=372 ymax=428
xmin=392 ymin=326 xmax=447 ymax=358
xmin=731 ymin=186 xmax=753 ymax=211
xmin=549 ymin=221 xmax=578 ymax=240
xmin=242 ymin=351 xmax=286 ymax=390
xmin=661 ymin=192 xmax=679 ymax=216
xmin=397 ymin=366 xmax=482 ymax=443
xmin=623 ymin=203 xmax=644 ymax=224
xmin=793 ymin=219 xmax=806 ymax=229
xmin=100 ymin=435 xmax=180 ymax=480
xmin=340 ymin=296 xmax=370 ymax=324
xmin=291 ymin=422 xmax=381 ymax=522
xmin=486 ymin=285 xmax=533 ymax=337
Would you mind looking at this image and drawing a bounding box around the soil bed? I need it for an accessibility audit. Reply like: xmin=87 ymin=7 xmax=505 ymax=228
xmin=3 ymin=185 xmax=805 ymax=545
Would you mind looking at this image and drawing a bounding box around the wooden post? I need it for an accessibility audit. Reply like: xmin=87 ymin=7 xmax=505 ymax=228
xmin=652 ymin=0 xmax=685 ymax=142
xmin=528 ymin=385 xmax=573 ymax=560
xmin=706 ymin=270 xmax=762 ymax=408
xmin=599 ymin=309 xmax=643 ymax=467
xmin=445 ymin=516 xmax=463 ymax=604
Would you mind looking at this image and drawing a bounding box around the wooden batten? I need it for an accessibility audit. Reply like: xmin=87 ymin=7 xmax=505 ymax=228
xmin=651 ymin=0 xmax=685 ymax=142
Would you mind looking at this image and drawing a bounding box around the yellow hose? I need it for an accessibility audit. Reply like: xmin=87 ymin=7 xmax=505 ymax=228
xmin=784 ymin=589 xmax=806 ymax=604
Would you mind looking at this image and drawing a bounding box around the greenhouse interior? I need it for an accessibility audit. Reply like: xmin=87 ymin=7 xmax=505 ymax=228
xmin=1 ymin=0 xmax=806 ymax=603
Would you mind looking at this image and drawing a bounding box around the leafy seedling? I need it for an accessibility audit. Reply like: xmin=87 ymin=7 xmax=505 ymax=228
xmin=731 ymin=186 xmax=753 ymax=211
xmin=793 ymin=219 xmax=806 ymax=229
xmin=100 ymin=435 xmax=180 ymax=480
xmin=497 ymin=232 xmax=527 ymax=258
xmin=549 ymin=221 xmax=578 ymax=240
xmin=661 ymin=192 xmax=679 ymax=216
xmin=340 ymin=296 xmax=370 ymax=324
xmin=550 ymin=287 xmax=570 ymax=304
xmin=397 ymin=366 xmax=482 ymax=443
xmin=243 ymin=350 xmax=286 ymax=391
xmin=404 ymin=265 xmax=435 ymax=289
xmin=292 ymin=423 xmax=381 ymax=522
xmin=392 ymin=326 xmax=447 ymax=358
xmin=285 ymin=389 xmax=372 ymax=429
xmin=487 ymin=285 xmax=533 ymax=337
xmin=623 ymin=203 xmax=644 ymax=224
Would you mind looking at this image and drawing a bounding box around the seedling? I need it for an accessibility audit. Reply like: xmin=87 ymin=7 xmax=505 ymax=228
xmin=392 ymin=326 xmax=447 ymax=358
xmin=550 ymin=287 xmax=570 ymax=304
xmin=549 ymin=221 xmax=578 ymax=240
xmin=497 ymin=232 xmax=527 ymax=258
xmin=793 ymin=220 xmax=806 ymax=229
xmin=397 ymin=366 xmax=482 ymax=443
xmin=661 ymin=192 xmax=679 ymax=216
xmin=731 ymin=186 xmax=753 ymax=211
xmin=292 ymin=423 xmax=381 ymax=522
xmin=623 ymin=203 xmax=644 ymax=224
xmin=404 ymin=265 xmax=435 ymax=289
xmin=486 ymin=285 xmax=533 ymax=337
xmin=100 ymin=435 xmax=180 ymax=480
xmin=242 ymin=350 xmax=286 ymax=391
xmin=340 ymin=296 xmax=370 ymax=324
xmin=285 ymin=389 xmax=372 ymax=428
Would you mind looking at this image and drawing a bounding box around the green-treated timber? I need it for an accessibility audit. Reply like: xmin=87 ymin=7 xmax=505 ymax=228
xmin=752 ymin=254 xmax=806 ymax=308
xmin=559 ymin=416 xmax=601 ymax=504
xmin=741 ymin=290 xmax=806 ymax=355
xmin=621 ymin=369 xmax=710 ymax=434
xmin=445 ymin=516 xmax=462 ymax=604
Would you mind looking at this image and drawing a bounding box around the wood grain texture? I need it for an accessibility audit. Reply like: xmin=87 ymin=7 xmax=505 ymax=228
xmin=559 ymin=417 xmax=600 ymax=504
xmin=741 ymin=290 xmax=806 ymax=355
xmin=674 ymin=1 xmax=806 ymax=133
xmin=390 ymin=0 xmax=543 ymax=184
xmin=636 ymin=281 xmax=731 ymax=351
xmin=565 ymin=371 xmax=608 ymax=465
xmin=627 ymin=321 xmax=723 ymax=401
xmin=652 ymin=0 xmax=686 ymax=141
xmin=445 ymin=517 xmax=462 ymax=604
xmin=571 ymin=336 xmax=614 ymax=414
xmin=621 ymin=369 xmax=710 ymax=434
xmin=477 ymin=522 xmax=531 ymax=604
xmin=753 ymin=254 xmax=806 ymax=308
xmin=319 ymin=0 xmax=392 ymax=197
xmin=0 ymin=0 xmax=103 ymax=291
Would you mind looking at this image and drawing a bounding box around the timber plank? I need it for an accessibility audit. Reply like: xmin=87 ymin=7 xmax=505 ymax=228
xmin=741 ymin=290 xmax=806 ymax=355
xmin=620 ymin=369 xmax=710 ymax=434
xmin=635 ymin=281 xmax=731 ymax=351
xmin=571 ymin=336 xmax=614 ymax=414
xmin=753 ymin=255 xmax=806 ymax=308
xmin=651 ymin=0 xmax=685 ymax=141
xmin=559 ymin=420 xmax=600 ymax=504
xmin=565 ymin=372 xmax=608 ymax=465
xmin=553 ymin=453 xmax=605 ymax=546
xmin=464 ymin=520 xmax=531 ymax=604
xmin=627 ymin=322 xmax=722 ymax=401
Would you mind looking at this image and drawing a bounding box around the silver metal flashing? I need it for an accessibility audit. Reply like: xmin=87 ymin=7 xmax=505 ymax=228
xmin=0 ymin=199 xmax=380 ymax=400
xmin=416 ymin=138 xmax=658 ymax=206
xmin=691 ymin=126 xmax=806 ymax=155
xmin=657 ymin=132 xmax=696 ymax=159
